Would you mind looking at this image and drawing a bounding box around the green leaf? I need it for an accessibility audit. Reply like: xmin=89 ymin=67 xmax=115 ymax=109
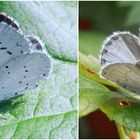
xmin=79 ymin=62 xmax=140 ymax=132
xmin=0 ymin=110 xmax=77 ymax=139
xmin=0 ymin=1 xmax=77 ymax=139
xmin=0 ymin=59 xmax=77 ymax=139
xmin=101 ymin=98 xmax=140 ymax=132
xmin=79 ymin=74 xmax=122 ymax=118
xmin=79 ymin=53 xmax=99 ymax=72
xmin=79 ymin=53 xmax=140 ymax=132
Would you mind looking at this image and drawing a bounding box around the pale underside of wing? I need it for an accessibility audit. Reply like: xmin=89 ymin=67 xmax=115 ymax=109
xmin=0 ymin=52 xmax=50 ymax=100
xmin=0 ymin=22 xmax=31 ymax=68
xmin=0 ymin=13 xmax=44 ymax=68
xmin=0 ymin=13 xmax=51 ymax=100
xmin=102 ymin=63 xmax=140 ymax=95
xmin=101 ymin=32 xmax=140 ymax=67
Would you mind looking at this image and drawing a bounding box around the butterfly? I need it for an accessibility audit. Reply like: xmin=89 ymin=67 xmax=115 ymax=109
xmin=100 ymin=31 xmax=140 ymax=95
xmin=0 ymin=13 xmax=50 ymax=101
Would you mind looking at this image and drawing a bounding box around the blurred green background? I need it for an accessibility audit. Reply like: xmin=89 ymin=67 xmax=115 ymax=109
xmin=79 ymin=1 xmax=140 ymax=139
xmin=79 ymin=1 xmax=140 ymax=58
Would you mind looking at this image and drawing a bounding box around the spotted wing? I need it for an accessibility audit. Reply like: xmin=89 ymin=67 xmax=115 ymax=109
xmin=100 ymin=32 xmax=140 ymax=67
xmin=101 ymin=63 xmax=140 ymax=95
xmin=0 ymin=13 xmax=50 ymax=100
xmin=0 ymin=13 xmax=31 ymax=68
xmin=0 ymin=52 xmax=50 ymax=100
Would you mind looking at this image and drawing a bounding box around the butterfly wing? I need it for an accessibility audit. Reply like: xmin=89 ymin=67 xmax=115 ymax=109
xmin=0 ymin=14 xmax=32 ymax=68
xmin=26 ymin=36 xmax=43 ymax=51
xmin=100 ymin=32 xmax=140 ymax=67
xmin=102 ymin=63 xmax=140 ymax=95
xmin=0 ymin=52 xmax=50 ymax=100
xmin=0 ymin=12 xmax=20 ymax=31
xmin=0 ymin=13 xmax=51 ymax=100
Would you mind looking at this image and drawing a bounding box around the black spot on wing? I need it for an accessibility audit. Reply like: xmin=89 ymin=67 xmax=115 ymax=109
xmin=112 ymin=35 xmax=119 ymax=40
xmin=0 ymin=47 xmax=7 ymax=50
xmin=103 ymin=72 xmax=107 ymax=75
xmin=16 ymin=42 xmax=22 ymax=47
xmin=105 ymin=41 xmax=112 ymax=46
xmin=0 ymin=13 xmax=19 ymax=30
xmin=29 ymin=37 xmax=38 ymax=44
xmin=26 ymin=36 xmax=42 ymax=50
xmin=102 ymin=49 xmax=108 ymax=54
xmin=36 ymin=44 xmax=42 ymax=50
xmin=101 ymin=58 xmax=106 ymax=65
xmin=5 ymin=66 xmax=8 ymax=68
xmin=7 ymin=51 xmax=12 ymax=55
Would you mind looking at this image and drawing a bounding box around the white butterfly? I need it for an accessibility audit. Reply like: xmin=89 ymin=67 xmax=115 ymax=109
xmin=100 ymin=31 xmax=140 ymax=95
xmin=0 ymin=13 xmax=50 ymax=100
